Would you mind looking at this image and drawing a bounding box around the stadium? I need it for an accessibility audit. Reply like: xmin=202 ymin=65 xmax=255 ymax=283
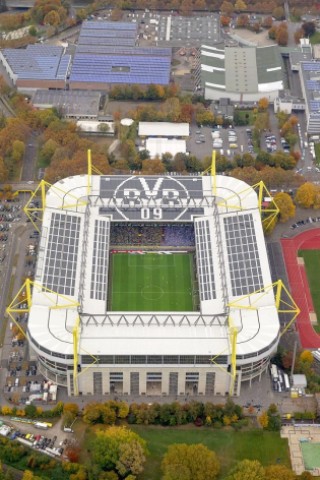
xmin=17 ymin=172 xmax=284 ymax=398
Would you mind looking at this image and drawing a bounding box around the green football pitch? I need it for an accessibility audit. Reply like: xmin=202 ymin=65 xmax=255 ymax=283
xmin=109 ymin=253 xmax=195 ymax=311
xmin=298 ymin=249 xmax=320 ymax=327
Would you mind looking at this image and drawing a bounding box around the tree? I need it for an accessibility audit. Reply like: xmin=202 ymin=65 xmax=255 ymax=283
xmin=221 ymin=15 xmax=231 ymax=27
xmin=295 ymin=182 xmax=317 ymax=208
xmin=91 ymin=426 xmax=147 ymax=475
xmin=294 ymin=27 xmax=304 ymax=44
xmin=116 ymin=440 xmax=146 ymax=477
xmin=273 ymin=192 xmax=295 ymax=223
xmin=220 ymin=1 xmax=234 ymax=15
xmin=24 ymin=404 xmax=37 ymax=418
xmin=29 ymin=26 xmax=37 ymax=37
xmin=254 ymin=112 xmax=269 ymax=133
xmin=300 ymin=350 xmax=314 ymax=364
xmin=262 ymin=16 xmax=273 ymax=29
xmin=226 ymin=459 xmax=265 ymax=480
xmin=161 ymin=443 xmax=220 ymax=480
xmin=43 ymin=10 xmax=60 ymax=26
xmin=98 ymin=123 xmax=110 ymax=133
xmin=276 ymin=23 xmax=288 ymax=46
xmin=302 ymin=22 xmax=316 ymax=38
xmin=11 ymin=140 xmax=25 ymax=162
xmin=258 ymin=97 xmax=269 ymax=111
xmin=257 ymin=411 xmax=269 ymax=429
xmin=234 ymin=0 xmax=247 ymax=11
xmin=63 ymin=402 xmax=79 ymax=418
xmin=0 ymin=156 xmax=8 ymax=182
xmin=141 ymin=159 xmax=166 ymax=174
xmin=272 ymin=6 xmax=285 ymax=19
xmin=265 ymin=464 xmax=296 ymax=480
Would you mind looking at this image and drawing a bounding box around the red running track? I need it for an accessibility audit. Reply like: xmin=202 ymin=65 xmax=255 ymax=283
xmin=281 ymin=229 xmax=320 ymax=348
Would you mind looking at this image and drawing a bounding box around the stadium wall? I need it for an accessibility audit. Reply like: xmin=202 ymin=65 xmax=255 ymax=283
xmin=72 ymin=366 xmax=239 ymax=397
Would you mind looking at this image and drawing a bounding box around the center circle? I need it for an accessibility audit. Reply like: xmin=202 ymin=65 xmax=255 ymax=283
xmin=141 ymin=285 xmax=164 ymax=300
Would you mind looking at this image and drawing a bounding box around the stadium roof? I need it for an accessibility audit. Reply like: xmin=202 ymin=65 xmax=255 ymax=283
xmin=1 ymin=45 xmax=70 ymax=81
xmin=201 ymin=44 xmax=284 ymax=94
xmin=28 ymin=174 xmax=279 ymax=362
xmin=139 ymin=122 xmax=189 ymax=137
xmin=144 ymin=138 xmax=186 ymax=157
xmin=32 ymin=90 xmax=101 ymax=117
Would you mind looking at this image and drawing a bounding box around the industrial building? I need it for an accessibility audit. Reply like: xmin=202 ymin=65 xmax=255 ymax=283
xmin=299 ymin=60 xmax=320 ymax=134
xmin=69 ymin=21 xmax=171 ymax=89
xmin=199 ymin=44 xmax=284 ymax=102
xmin=0 ymin=21 xmax=171 ymax=93
xmin=0 ymin=45 xmax=71 ymax=91
xmin=32 ymin=90 xmax=102 ymax=119
xmin=20 ymin=173 xmax=286 ymax=398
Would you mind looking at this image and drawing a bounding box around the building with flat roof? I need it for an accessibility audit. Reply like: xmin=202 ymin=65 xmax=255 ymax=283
xmin=299 ymin=61 xmax=320 ymax=134
xmin=138 ymin=122 xmax=189 ymax=137
xmin=0 ymin=45 xmax=71 ymax=91
xmin=69 ymin=21 xmax=171 ymax=90
xmin=32 ymin=90 xmax=101 ymax=119
xmin=144 ymin=138 xmax=187 ymax=157
xmin=26 ymin=174 xmax=280 ymax=397
xmin=200 ymin=44 xmax=284 ymax=102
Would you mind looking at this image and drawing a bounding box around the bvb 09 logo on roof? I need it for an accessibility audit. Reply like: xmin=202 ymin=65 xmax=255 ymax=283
xmin=113 ymin=176 xmax=190 ymax=221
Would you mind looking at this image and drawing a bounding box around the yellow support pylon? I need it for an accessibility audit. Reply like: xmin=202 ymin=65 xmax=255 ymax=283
xmin=73 ymin=316 xmax=80 ymax=396
xmin=201 ymin=150 xmax=217 ymax=195
xmin=228 ymin=315 xmax=238 ymax=396
xmin=72 ymin=315 xmax=98 ymax=396
xmin=6 ymin=279 xmax=80 ymax=339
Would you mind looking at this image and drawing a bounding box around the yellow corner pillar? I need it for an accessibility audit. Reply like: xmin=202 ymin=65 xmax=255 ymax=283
xmin=73 ymin=316 xmax=80 ymax=396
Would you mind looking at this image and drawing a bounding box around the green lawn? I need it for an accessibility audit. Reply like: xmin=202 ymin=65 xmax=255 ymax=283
xmin=310 ymin=31 xmax=320 ymax=45
xmin=109 ymin=253 xmax=195 ymax=311
xmin=315 ymin=143 xmax=320 ymax=165
xmin=234 ymin=109 xmax=255 ymax=126
xmin=130 ymin=426 xmax=291 ymax=479
xmin=298 ymin=250 xmax=320 ymax=328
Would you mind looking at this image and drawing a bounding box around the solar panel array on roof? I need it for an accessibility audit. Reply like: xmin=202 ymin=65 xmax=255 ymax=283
xmin=78 ymin=21 xmax=137 ymax=47
xmin=90 ymin=219 xmax=110 ymax=301
xmin=302 ymin=62 xmax=320 ymax=71
xmin=2 ymin=45 xmax=69 ymax=81
xmin=82 ymin=21 xmax=137 ymax=30
xmin=43 ymin=212 xmax=81 ymax=297
xmin=76 ymin=37 xmax=135 ymax=46
xmin=224 ymin=213 xmax=263 ymax=297
xmin=76 ymin=45 xmax=171 ymax=56
xmin=194 ymin=219 xmax=216 ymax=301
xmin=70 ymin=54 xmax=170 ymax=85
xmin=70 ymin=21 xmax=171 ymax=86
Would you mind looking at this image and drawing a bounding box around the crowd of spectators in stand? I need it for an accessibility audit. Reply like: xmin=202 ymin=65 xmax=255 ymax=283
xmin=110 ymin=224 xmax=195 ymax=247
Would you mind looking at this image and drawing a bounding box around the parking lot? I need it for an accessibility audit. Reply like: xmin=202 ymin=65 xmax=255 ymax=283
xmin=0 ymin=417 xmax=72 ymax=460
xmin=188 ymin=124 xmax=253 ymax=159
xmin=0 ymin=200 xmax=22 ymax=270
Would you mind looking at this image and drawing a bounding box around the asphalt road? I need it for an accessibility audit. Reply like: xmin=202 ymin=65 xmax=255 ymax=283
xmin=21 ymin=135 xmax=38 ymax=182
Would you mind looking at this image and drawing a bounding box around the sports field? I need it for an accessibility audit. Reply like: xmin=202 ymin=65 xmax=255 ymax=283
xmin=298 ymin=250 xmax=320 ymax=327
xmin=109 ymin=252 xmax=195 ymax=311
